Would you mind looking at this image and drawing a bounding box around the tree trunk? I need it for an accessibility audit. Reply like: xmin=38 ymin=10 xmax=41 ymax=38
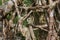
xmin=46 ymin=9 xmax=58 ymax=40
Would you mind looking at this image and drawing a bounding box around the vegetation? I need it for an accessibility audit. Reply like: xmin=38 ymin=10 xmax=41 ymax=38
xmin=0 ymin=0 xmax=60 ymax=40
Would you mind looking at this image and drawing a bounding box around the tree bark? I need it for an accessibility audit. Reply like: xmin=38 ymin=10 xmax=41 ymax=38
xmin=46 ymin=9 xmax=58 ymax=40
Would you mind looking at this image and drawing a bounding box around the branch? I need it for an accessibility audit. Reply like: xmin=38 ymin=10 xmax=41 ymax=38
xmin=32 ymin=24 xmax=48 ymax=32
xmin=14 ymin=0 xmax=21 ymax=18
xmin=0 ymin=0 xmax=58 ymax=13
xmin=19 ymin=10 xmax=33 ymax=22
xmin=29 ymin=25 xmax=36 ymax=40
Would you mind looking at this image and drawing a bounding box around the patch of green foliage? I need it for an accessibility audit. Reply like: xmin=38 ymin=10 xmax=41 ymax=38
xmin=21 ymin=12 xmax=28 ymax=26
xmin=0 ymin=0 xmax=9 ymax=5
xmin=0 ymin=0 xmax=2 ymax=5
xmin=23 ymin=0 xmax=33 ymax=6
xmin=23 ymin=19 xmax=28 ymax=26
xmin=13 ymin=16 xmax=18 ymax=24
xmin=16 ymin=32 xmax=25 ymax=40
xmin=6 ymin=14 xmax=11 ymax=21
xmin=34 ymin=29 xmax=48 ymax=40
